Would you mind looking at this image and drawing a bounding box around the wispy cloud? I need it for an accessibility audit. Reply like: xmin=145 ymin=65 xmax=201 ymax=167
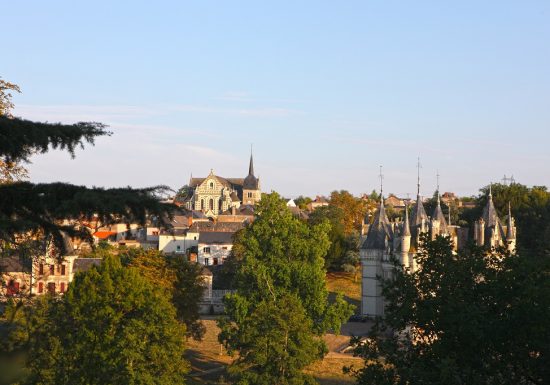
xmin=15 ymin=103 xmax=301 ymax=122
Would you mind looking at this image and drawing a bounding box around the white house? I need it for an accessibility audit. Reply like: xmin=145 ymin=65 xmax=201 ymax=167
xmin=198 ymin=232 xmax=234 ymax=266
xmin=158 ymin=229 xmax=199 ymax=254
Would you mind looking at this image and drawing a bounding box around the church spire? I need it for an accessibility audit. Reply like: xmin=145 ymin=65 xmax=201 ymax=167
xmin=248 ymin=144 xmax=255 ymax=176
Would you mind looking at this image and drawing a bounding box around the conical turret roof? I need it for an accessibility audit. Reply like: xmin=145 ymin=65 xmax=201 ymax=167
xmin=411 ymin=194 xmax=428 ymax=227
xmin=362 ymin=197 xmax=394 ymax=250
xmin=482 ymin=187 xmax=499 ymax=228
xmin=431 ymin=193 xmax=448 ymax=233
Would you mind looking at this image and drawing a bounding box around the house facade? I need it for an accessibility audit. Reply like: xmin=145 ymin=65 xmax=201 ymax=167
xmin=198 ymin=232 xmax=234 ymax=266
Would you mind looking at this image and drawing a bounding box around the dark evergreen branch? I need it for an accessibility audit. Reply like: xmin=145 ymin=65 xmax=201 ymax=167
xmin=0 ymin=182 xmax=176 ymax=254
xmin=0 ymin=116 xmax=111 ymax=162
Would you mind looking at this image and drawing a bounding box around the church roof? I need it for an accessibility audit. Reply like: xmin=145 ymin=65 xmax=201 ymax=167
xmin=362 ymin=198 xmax=394 ymax=250
xmin=189 ymin=176 xmax=245 ymax=189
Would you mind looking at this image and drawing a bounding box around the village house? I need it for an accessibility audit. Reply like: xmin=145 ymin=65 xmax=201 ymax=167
xmin=198 ymin=232 xmax=234 ymax=266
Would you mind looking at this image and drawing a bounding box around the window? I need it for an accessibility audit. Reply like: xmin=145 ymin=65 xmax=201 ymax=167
xmin=49 ymin=265 xmax=54 ymax=275
xmin=209 ymin=199 xmax=214 ymax=210
xmin=222 ymin=246 xmax=228 ymax=250
xmin=39 ymin=264 xmax=44 ymax=275
xmin=61 ymin=264 xmax=66 ymax=276
xmin=60 ymin=282 xmax=66 ymax=293
xmin=7 ymin=280 xmax=19 ymax=296
xmin=213 ymin=258 xmax=219 ymax=265
xmin=194 ymin=236 xmax=197 ymax=240
xmin=38 ymin=282 xmax=44 ymax=294
xmin=48 ymin=282 xmax=55 ymax=294
xmin=203 ymin=247 xmax=211 ymax=253
xmin=204 ymin=258 xmax=209 ymax=266
xmin=152 ymin=231 xmax=159 ymax=236
xmin=201 ymin=199 xmax=204 ymax=209
xmin=176 ymin=245 xmax=181 ymax=251
xmin=248 ymin=192 xmax=252 ymax=198
xmin=209 ymin=182 xmax=214 ymax=189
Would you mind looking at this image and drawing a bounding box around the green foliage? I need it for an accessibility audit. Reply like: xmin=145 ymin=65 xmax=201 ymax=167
xmin=294 ymin=195 xmax=312 ymax=210
xmin=120 ymin=248 xmax=207 ymax=340
xmin=218 ymin=192 xmax=354 ymax=384
xmin=0 ymin=116 xmax=110 ymax=163
xmin=12 ymin=255 xmax=188 ymax=385
xmin=350 ymin=235 xmax=550 ymax=385
xmin=174 ymin=184 xmax=193 ymax=203
xmin=225 ymin=294 xmax=326 ymax=385
xmin=0 ymin=181 xmax=175 ymax=255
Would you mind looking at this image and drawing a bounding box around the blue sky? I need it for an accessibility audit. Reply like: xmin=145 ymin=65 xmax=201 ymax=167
xmin=3 ymin=1 xmax=549 ymax=198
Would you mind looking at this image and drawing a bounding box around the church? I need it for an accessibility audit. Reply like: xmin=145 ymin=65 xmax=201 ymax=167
xmin=183 ymin=154 xmax=261 ymax=217
xmin=360 ymin=183 xmax=517 ymax=317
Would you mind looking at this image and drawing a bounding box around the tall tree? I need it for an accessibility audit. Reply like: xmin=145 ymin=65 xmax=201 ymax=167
xmin=9 ymin=255 xmax=189 ymax=385
xmin=0 ymin=80 xmax=176 ymax=258
xmin=329 ymin=190 xmax=367 ymax=234
xmin=121 ymin=248 xmax=207 ymax=340
xmin=218 ymin=192 xmax=354 ymax=384
xmin=349 ymin=235 xmax=550 ymax=385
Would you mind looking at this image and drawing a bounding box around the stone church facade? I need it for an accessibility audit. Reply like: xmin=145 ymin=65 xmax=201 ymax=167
xmin=360 ymin=186 xmax=516 ymax=317
xmin=184 ymin=154 xmax=261 ymax=217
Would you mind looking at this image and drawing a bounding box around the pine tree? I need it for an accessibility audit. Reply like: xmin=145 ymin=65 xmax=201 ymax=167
xmin=0 ymin=80 xmax=175 ymax=258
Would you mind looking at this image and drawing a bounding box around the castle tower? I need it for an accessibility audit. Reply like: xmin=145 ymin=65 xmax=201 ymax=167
xmin=360 ymin=195 xmax=394 ymax=317
xmin=242 ymin=150 xmax=261 ymax=205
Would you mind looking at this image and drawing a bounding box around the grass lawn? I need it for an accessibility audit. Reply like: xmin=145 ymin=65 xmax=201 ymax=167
xmin=326 ymin=271 xmax=361 ymax=314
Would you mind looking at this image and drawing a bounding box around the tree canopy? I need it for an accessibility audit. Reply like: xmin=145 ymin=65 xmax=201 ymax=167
xmin=218 ymin=192 xmax=354 ymax=384
xmin=7 ymin=255 xmax=189 ymax=385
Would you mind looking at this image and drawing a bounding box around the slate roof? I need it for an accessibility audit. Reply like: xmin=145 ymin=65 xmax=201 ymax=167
xmin=189 ymin=221 xmax=244 ymax=233
xmin=243 ymin=154 xmax=259 ymax=190
xmin=362 ymin=198 xmax=394 ymax=250
xmin=72 ymin=258 xmax=102 ymax=273
xmin=431 ymin=196 xmax=448 ymax=233
xmin=199 ymin=232 xmax=234 ymax=244
xmin=411 ymin=194 xmax=428 ymax=227
xmin=0 ymin=257 xmax=31 ymax=273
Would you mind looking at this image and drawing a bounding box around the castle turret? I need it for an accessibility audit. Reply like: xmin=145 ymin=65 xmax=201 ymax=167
xmin=431 ymin=192 xmax=448 ymax=238
xmin=400 ymin=204 xmax=412 ymax=270
xmin=506 ymin=202 xmax=516 ymax=252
